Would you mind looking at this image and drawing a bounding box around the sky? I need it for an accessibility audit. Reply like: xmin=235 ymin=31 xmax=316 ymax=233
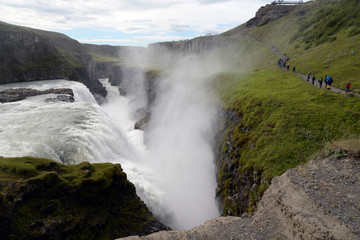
xmin=1 ymin=0 xmax=284 ymax=47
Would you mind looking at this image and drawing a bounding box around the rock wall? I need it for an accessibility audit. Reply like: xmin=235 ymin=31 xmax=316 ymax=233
xmin=246 ymin=4 xmax=297 ymax=28
xmin=215 ymin=108 xmax=267 ymax=216
xmin=0 ymin=31 xmax=71 ymax=83
xmin=108 ymin=65 xmax=160 ymax=131
xmin=0 ymin=22 xmax=107 ymax=98
xmin=148 ymin=35 xmax=232 ymax=53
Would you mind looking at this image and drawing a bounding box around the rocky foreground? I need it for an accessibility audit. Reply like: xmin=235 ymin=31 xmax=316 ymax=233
xmin=120 ymin=142 xmax=360 ymax=240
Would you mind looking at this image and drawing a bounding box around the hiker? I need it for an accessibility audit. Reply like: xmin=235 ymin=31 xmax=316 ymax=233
xmin=287 ymin=64 xmax=290 ymax=71
xmin=328 ymin=76 xmax=333 ymax=87
xmin=318 ymin=78 xmax=323 ymax=88
xmin=312 ymin=75 xmax=315 ymax=85
xmin=325 ymin=75 xmax=332 ymax=89
xmin=325 ymin=75 xmax=330 ymax=87
xmin=346 ymin=82 xmax=351 ymax=92
xmin=293 ymin=66 xmax=296 ymax=72
xmin=307 ymin=71 xmax=311 ymax=82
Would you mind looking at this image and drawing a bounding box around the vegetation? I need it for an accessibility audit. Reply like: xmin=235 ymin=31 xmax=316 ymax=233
xmin=0 ymin=157 xmax=166 ymax=239
xmin=234 ymin=0 xmax=360 ymax=91
xmin=212 ymin=0 xmax=360 ymax=214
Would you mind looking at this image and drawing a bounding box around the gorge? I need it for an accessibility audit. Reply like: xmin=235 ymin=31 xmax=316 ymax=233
xmin=1 ymin=0 xmax=360 ymax=239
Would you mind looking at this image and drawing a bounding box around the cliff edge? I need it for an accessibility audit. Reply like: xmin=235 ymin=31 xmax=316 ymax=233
xmin=0 ymin=157 xmax=168 ymax=239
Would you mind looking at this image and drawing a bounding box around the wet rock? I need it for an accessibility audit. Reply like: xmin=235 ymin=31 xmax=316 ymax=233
xmin=45 ymin=94 xmax=74 ymax=103
xmin=0 ymin=87 xmax=75 ymax=103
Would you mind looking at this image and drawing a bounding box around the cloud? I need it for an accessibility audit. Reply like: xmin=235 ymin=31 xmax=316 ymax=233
xmin=195 ymin=0 xmax=232 ymax=4
xmin=169 ymin=24 xmax=191 ymax=32
xmin=0 ymin=0 xmax=269 ymax=46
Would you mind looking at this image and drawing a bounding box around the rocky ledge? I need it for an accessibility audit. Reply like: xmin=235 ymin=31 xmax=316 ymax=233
xmin=119 ymin=140 xmax=360 ymax=240
xmin=0 ymin=88 xmax=74 ymax=103
xmin=0 ymin=157 xmax=169 ymax=239
xmin=246 ymin=4 xmax=297 ymax=28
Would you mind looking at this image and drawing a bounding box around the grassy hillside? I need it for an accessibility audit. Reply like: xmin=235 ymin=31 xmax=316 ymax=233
xmin=211 ymin=0 xmax=360 ymax=215
xmin=227 ymin=0 xmax=360 ymax=91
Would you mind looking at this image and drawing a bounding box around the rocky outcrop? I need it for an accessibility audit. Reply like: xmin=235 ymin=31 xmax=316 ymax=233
xmin=119 ymin=141 xmax=360 ymax=239
xmin=0 ymin=88 xmax=74 ymax=103
xmin=246 ymin=4 xmax=297 ymax=28
xmin=0 ymin=157 xmax=169 ymax=239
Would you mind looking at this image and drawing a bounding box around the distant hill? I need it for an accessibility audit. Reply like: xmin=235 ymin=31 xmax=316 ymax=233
xmin=0 ymin=21 xmax=146 ymax=98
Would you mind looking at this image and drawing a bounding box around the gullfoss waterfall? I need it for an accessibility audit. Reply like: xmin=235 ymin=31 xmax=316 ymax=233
xmin=0 ymin=59 xmax=220 ymax=230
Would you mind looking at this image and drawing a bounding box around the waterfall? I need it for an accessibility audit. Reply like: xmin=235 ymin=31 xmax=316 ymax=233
xmin=0 ymin=73 xmax=220 ymax=230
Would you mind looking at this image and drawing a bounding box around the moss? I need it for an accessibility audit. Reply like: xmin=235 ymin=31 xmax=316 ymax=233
xmin=0 ymin=157 xmax=168 ymax=239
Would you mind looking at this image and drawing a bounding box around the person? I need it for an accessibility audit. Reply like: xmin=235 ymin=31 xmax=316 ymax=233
xmin=325 ymin=75 xmax=330 ymax=87
xmin=325 ymin=76 xmax=332 ymax=90
xmin=287 ymin=64 xmax=290 ymax=71
xmin=318 ymin=78 xmax=323 ymax=88
xmin=346 ymin=82 xmax=351 ymax=92
xmin=293 ymin=66 xmax=296 ymax=72
xmin=307 ymin=71 xmax=312 ymax=82
xmin=312 ymin=75 xmax=315 ymax=85
xmin=328 ymin=76 xmax=333 ymax=87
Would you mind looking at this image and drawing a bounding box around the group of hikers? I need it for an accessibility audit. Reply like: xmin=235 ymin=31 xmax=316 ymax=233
xmin=307 ymin=72 xmax=335 ymax=90
xmin=277 ymin=58 xmax=352 ymax=93
xmin=278 ymin=58 xmax=296 ymax=73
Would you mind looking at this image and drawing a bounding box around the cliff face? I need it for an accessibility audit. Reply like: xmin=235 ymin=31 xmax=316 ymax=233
xmin=148 ymin=35 xmax=233 ymax=53
xmin=0 ymin=22 xmax=112 ymax=98
xmin=215 ymin=109 xmax=265 ymax=216
xmin=0 ymin=30 xmax=72 ymax=83
xmin=245 ymin=4 xmax=297 ymax=28
xmin=0 ymin=157 xmax=169 ymax=239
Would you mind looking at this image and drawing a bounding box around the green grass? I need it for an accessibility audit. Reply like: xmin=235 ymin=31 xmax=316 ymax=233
xmin=88 ymin=51 xmax=120 ymax=62
xmin=214 ymin=61 xmax=360 ymax=214
xmin=216 ymin=67 xmax=360 ymax=179
xmin=231 ymin=0 xmax=360 ymax=92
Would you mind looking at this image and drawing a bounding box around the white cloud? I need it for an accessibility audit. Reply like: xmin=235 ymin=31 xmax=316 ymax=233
xmin=0 ymin=0 xmax=270 ymax=45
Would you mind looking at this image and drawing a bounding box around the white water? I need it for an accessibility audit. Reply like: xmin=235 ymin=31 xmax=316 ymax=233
xmin=0 ymin=75 xmax=220 ymax=229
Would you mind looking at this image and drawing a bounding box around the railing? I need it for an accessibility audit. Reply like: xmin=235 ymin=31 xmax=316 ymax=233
xmin=271 ymin=0 xmax=304 ymax=5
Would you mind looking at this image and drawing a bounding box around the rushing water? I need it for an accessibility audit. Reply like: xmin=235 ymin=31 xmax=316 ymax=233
xmin=0 ymin=77 xmax=219 ymax=230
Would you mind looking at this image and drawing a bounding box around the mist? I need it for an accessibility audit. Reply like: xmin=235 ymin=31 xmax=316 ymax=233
xmin=117 ymin=48 xmax=226 ymax=230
